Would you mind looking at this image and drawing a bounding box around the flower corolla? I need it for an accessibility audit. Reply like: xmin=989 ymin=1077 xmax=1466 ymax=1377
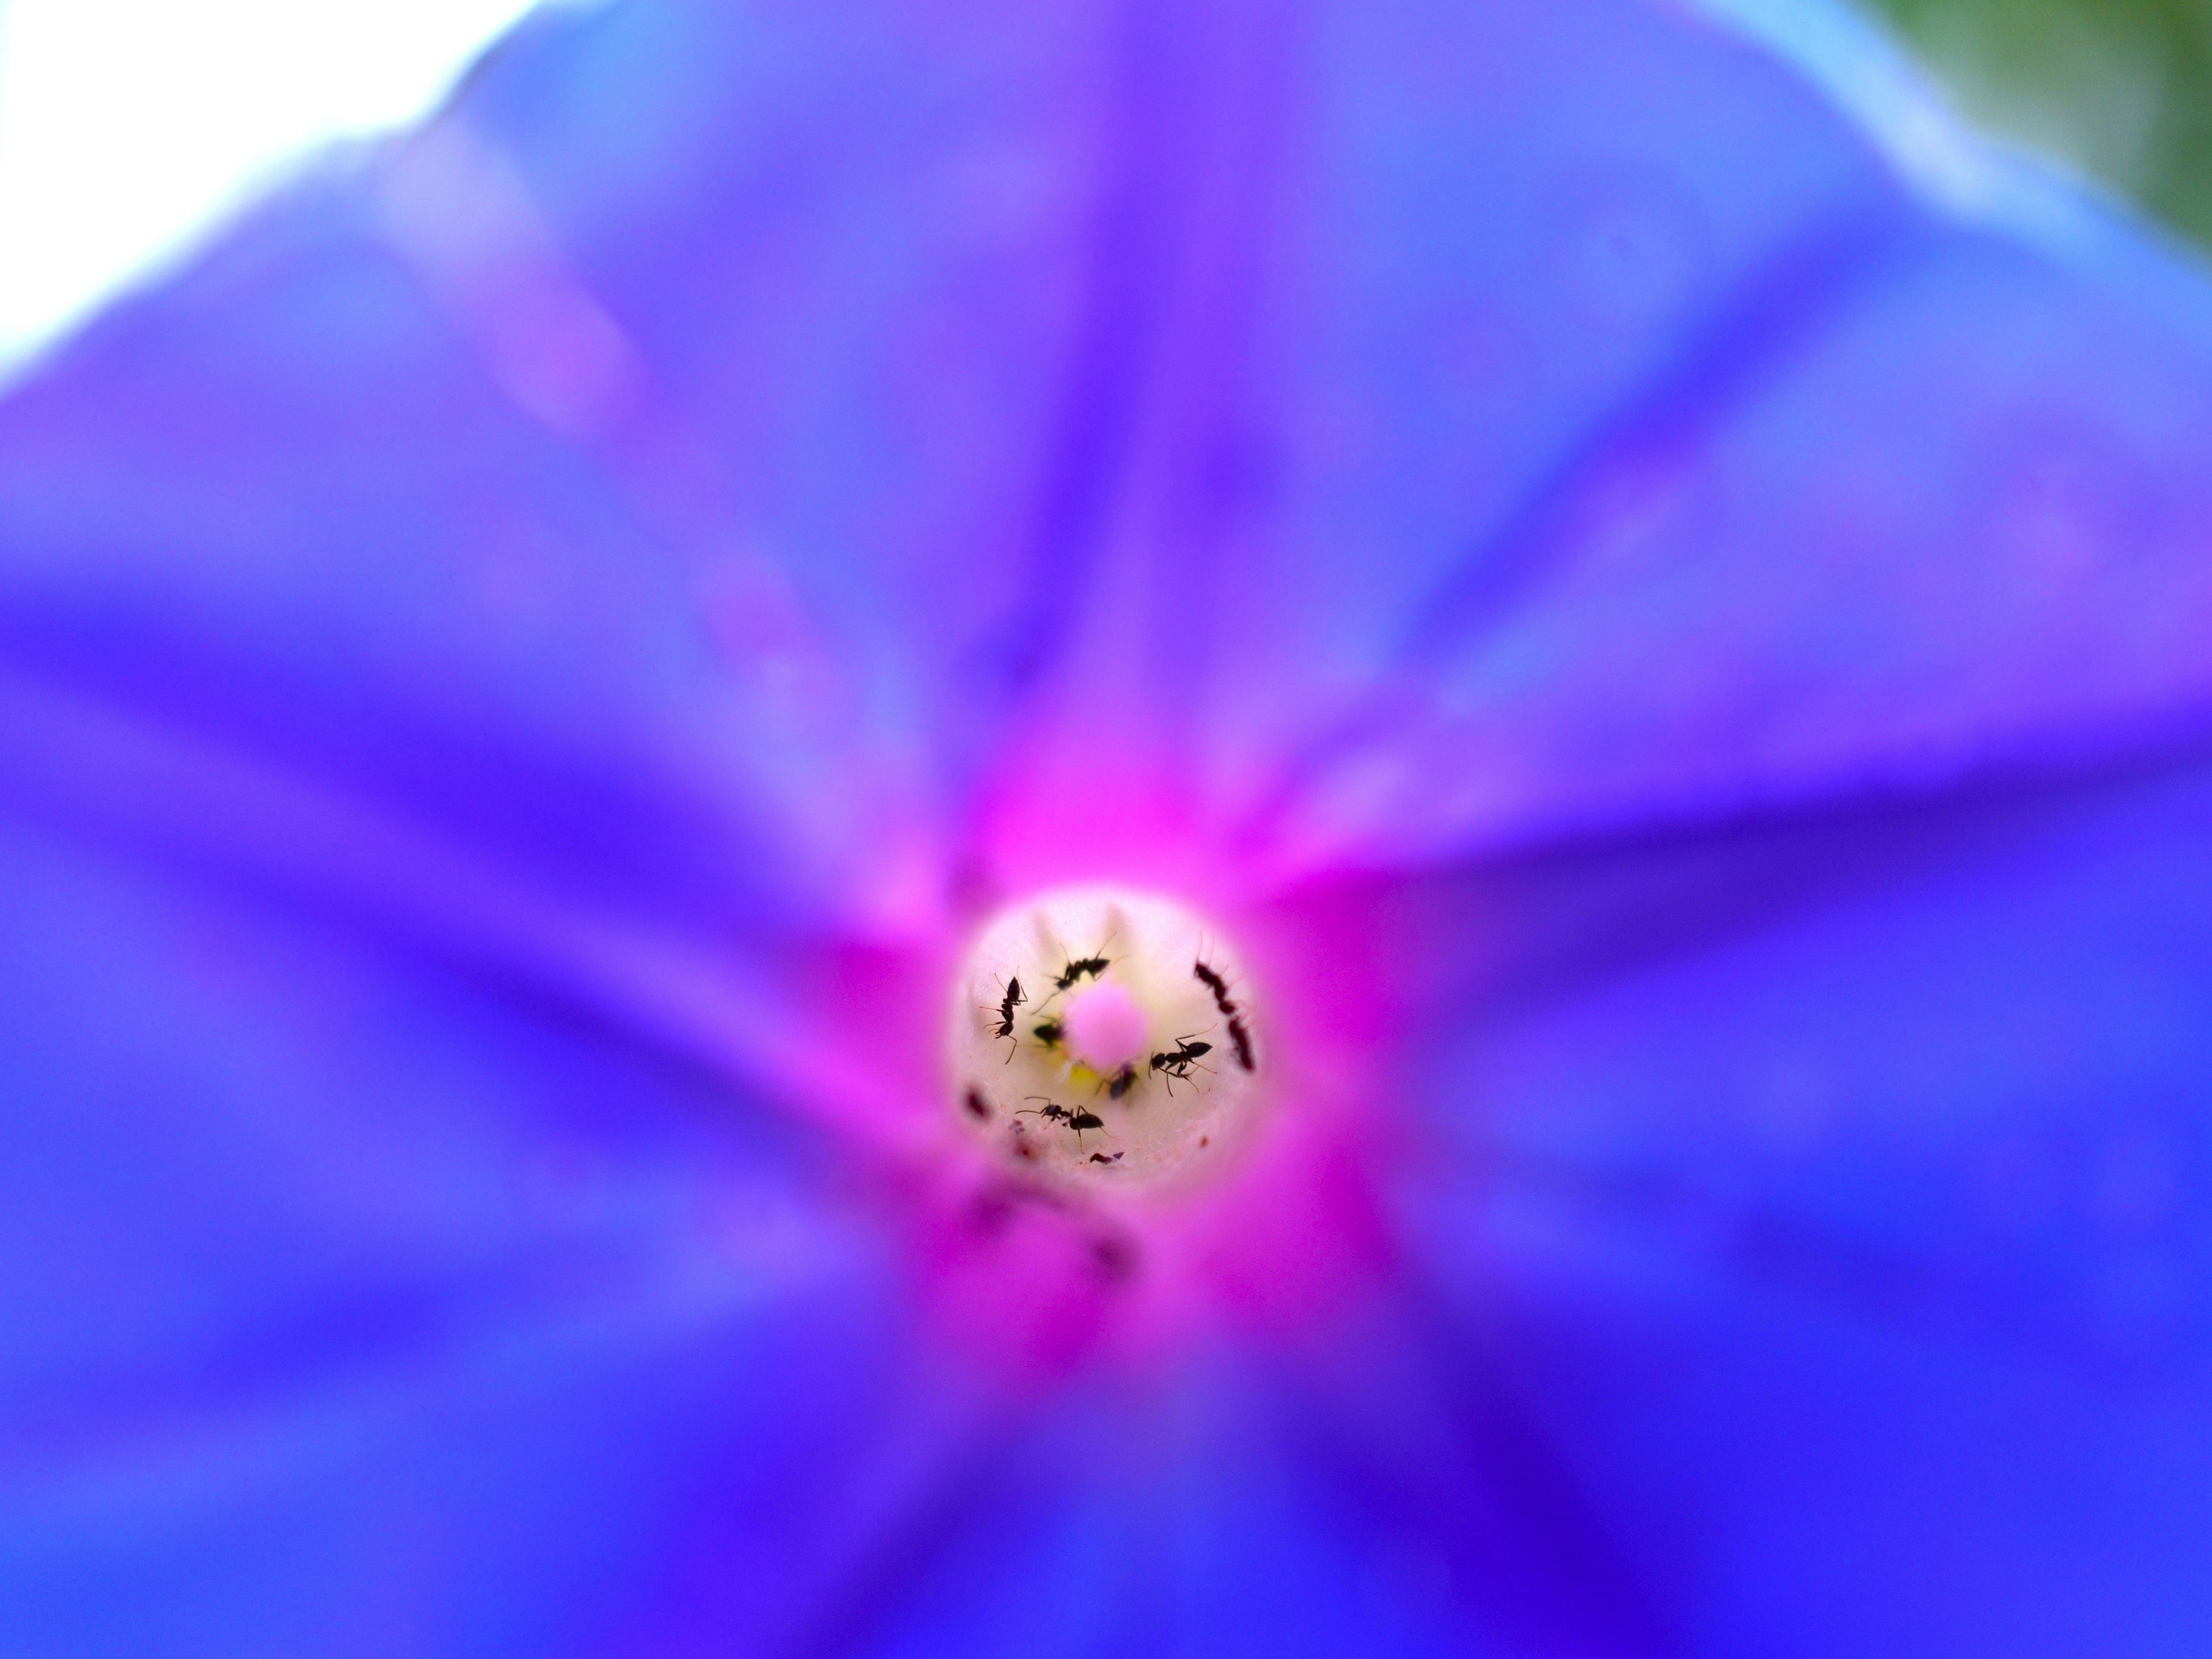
xmin=2 ymin=1 xmax=2210 ymax=1654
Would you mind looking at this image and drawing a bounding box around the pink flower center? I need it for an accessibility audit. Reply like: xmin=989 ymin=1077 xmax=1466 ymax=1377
xmin=1061 ymin=982 xmax=1146 ymax=1072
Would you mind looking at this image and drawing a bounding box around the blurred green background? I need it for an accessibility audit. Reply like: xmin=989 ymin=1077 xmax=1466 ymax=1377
xmin=1859 ymin=0 xmax=2212 ymax=245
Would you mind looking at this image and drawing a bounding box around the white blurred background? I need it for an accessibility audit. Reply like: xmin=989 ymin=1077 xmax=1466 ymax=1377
xmin=0 ymin=0 xmax=538 ymax=373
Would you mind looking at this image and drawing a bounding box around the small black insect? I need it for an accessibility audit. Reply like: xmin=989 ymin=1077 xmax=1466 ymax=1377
xmin=1052 ymin=953 xmax=1112 ymax=993
xmin=1194 ymin=958 xmax=1239 ymax=1016
xmin=1024 ymin=1096 xmax=1109 ymax=1149
xmin=1225 ymin=1014 xmax=1255 ymax=1072
xmin=1148 ymin=1036 xmax=1213 ymax=1094
xmin=1030 ymin=1018 xmax=1064 ymax=1051
xmin=1097 ymin=1064 xmax=1137 ymax=1101
xmin=987 ymin=975 xmax=1027 ymax=1059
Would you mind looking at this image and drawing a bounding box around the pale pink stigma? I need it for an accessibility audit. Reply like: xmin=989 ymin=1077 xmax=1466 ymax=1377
xmin=1062 ymin=982 xmax=1146 ymax=1072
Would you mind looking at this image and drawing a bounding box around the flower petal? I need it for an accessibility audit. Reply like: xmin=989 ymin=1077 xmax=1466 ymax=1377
xmin=942 ymin=0 xmax=1922 ymax=820
xmin=1138 ymin=1 xmax=2212 ymax=878
xmin=809 ymin=1347 xmax=1610 ymax=1658
xmin=0 ymin=0 xmax=1175 ymax=942
xmin=0 ymin=802 xmax=983 ymax=1654
xmin=1274 ymin=207 xmax=2212 ymax=872
xmin=1387 ymin=752 xmax=2212 ymax=1651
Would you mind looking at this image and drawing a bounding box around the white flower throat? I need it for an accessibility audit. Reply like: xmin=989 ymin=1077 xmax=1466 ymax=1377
xmin=949 ymin=887 xmax=1260 ymax=1191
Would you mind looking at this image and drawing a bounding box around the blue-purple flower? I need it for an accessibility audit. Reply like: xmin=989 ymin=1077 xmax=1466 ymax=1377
xmin=3 ymin=0 xmax=2210 ymax=1653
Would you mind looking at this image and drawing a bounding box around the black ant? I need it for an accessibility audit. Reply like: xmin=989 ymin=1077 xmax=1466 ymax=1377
xmin=1021 ymin=1096 xmax=1107 ymax=1149
xmin=986 ymin=975 xmax=1026 ymax=1060
xmin=1225 ymin=1014 xmax=1254 ymax=1071
xmin=1149 ymin=1035 xmax=1213 ymax=1094
xmin=1030 ymin=1018 xmax=1064 ymax=1051
xmin=1050 ymin=953 xmax=1112 ymax=994
xmin=1096 ymin=1065 xmax=1137 ymax=1101
xmin=1195 ymin=959 xmax=1253 ymax=1070
xmin=1194 ymin=958 xmax=1238 ymax=1016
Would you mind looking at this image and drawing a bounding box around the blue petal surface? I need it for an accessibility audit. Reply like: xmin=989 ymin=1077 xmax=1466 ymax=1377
xmin=0 ymin=800 xmax=988 ymax=1657
xmin=1273 ymin=202 xmax=2212 ymax=869
xmin=809 ymin=1343 xmax=1610 ymax=1659
xmin=386 ymin=0 xmax=1944 ymax=820
xmin=1387 ymin=752 xmax=2212 ymax=1653
xmin=1229 ymin=0 xmax=2212 ymax=870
